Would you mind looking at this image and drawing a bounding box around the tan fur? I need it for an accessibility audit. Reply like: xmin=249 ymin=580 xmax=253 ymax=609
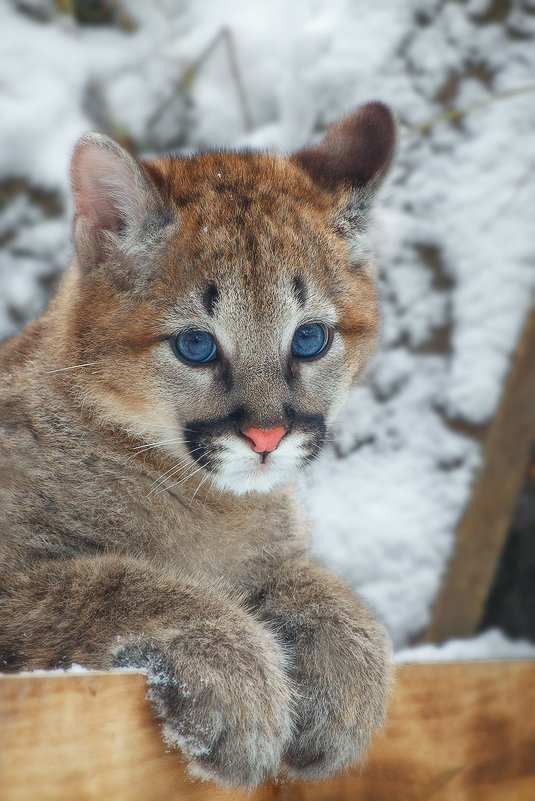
xmin=0 ymin=103 xmax=395 ymax=788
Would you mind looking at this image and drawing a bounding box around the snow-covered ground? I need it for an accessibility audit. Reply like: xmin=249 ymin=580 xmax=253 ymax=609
xmin=395 ymin=629 xmax=535 ymax=663
xmin=1 ymin=0 xmax=534 ymax=656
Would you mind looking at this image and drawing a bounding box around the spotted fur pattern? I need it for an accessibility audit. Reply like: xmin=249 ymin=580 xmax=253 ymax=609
xmin=0 ymin=103 xmax=395 ymax=788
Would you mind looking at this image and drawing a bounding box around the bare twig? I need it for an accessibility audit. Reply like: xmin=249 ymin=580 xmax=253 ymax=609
xmin=221 ymin=27 xmax=253 ymax=132
xmin=407 ymin=81 xmax=535 ymax=136
xmin=149 ymin=27 xmax=253 ymax=135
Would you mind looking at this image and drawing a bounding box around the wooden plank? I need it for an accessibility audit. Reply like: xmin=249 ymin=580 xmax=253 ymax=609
xmin=0 ymin=670 xmax=260 ymax=801
xmin=288 ymin=661 xmax=535 ymax=801
xmin=2 ymin=672 xmax=188 ymax=801
xmin=425 ymin=304 xmax=535 ymax=642
xmin=1 ymin=662 xmax=534 ymax=801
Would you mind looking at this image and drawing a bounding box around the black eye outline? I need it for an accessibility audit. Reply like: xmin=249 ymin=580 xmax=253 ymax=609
xmin=291 ymin=322 xmax=333 ymax=361
xmin=171 ymin=329 xmax=218 ymax=366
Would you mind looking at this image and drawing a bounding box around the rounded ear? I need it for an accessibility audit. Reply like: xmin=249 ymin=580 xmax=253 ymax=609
xmin=291 ymin=102 xmax=396 ymax=191
xmin=70 ymin=132 xmax=171 ymax=269
xmin=292 ymin=103 xmax=396 ymax=265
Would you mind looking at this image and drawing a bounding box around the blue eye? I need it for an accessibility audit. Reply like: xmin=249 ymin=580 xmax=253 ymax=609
xmin=292 ymin=323 xmax=329 ymax=359
xmin=174 ymin=330 xmax=217 ymax=364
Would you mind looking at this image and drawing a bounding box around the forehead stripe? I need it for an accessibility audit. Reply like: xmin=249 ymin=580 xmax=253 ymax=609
xmin=291 ymin=274 xmax=307 ymax=308
xmin=202 ymin=282 xmax=219 ymax=316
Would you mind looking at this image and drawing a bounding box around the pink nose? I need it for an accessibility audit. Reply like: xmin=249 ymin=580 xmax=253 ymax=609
xmin=242 ymin=426 xmax=286 ymax=453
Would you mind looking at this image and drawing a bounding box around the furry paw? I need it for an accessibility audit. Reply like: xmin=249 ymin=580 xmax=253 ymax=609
xmin=113 ymin=613 xmax=292 ymax=788
xmin=282 ymin=615 xmax=391 ymax=780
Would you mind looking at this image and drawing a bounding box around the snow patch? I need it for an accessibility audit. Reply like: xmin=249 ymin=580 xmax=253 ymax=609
xmin=396 ymin=630 xmax=535 ymax=663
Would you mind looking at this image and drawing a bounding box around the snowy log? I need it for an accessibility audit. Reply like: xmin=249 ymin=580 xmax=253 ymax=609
xmin=1 ymin=662 xmax=534 ymax=800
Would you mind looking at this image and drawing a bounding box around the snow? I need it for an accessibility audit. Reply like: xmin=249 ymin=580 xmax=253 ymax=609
xmin=396 ymin=629 xmax=535 ymax=663
xmin=1 ymin=0 xmax=534 ymax=656
xmin=14 ymin=630 xmax=535 ymax=676
xmin=17 ymin=663 xmax=139 ymax=676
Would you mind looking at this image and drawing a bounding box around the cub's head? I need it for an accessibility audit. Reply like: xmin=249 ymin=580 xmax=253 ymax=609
xmin=66 ymin=103 xmax=395 ymax=495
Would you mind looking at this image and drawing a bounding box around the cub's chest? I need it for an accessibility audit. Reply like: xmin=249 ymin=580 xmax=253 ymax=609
xmin=143 ymin=481 xmax=308 ymax=587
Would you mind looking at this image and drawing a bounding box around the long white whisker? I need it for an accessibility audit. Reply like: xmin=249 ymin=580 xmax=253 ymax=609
xmin=150 ymin=461 xmax=190 ymax=489
xmin=201 ymin=474 xmax=216 ymax=510
xmin=153 ymin=464 xmax=206 ymax=497
xmin=149 ymin=455 xmax=204 ymax=495
xmin=133 ymin=441 xmax=187 ymax=458
xmin=150 ymin=448 xmax=204 ymax=489
xmin=189 ymin=472 xmax=210 ymax=508
xmin=133 ymin=437 xmax=187 ymax=451
xmin=46 ymin=362 xmax=100 ymax=374
xmin=152 ymin=457 xmax=192 ymax=483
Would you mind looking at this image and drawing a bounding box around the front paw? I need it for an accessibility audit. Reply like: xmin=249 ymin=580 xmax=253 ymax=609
xmin=113 ymin=616 xmax=292 ymax=789
xmin=283 ymin=616 xmax=392 ymax=780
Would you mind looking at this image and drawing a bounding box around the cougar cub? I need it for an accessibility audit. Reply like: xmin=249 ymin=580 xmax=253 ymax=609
xmin=0 ymin=103 xmax=396 ymax=788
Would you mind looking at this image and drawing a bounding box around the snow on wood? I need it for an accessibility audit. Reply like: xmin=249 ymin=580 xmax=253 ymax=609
xmin=1 ymin=662 xmax=534 ymax=800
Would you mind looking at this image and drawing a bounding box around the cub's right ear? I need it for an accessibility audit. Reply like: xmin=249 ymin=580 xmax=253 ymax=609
xmin=71 ymin=133 xmax=172 ymax=270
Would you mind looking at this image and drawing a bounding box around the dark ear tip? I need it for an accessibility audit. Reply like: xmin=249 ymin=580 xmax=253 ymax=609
xmin=292 ymin=101 xmax=397 ymax=190
xmin=352 ymin=101 xmax=397 ymax=145
xmin=356 ymin=100 xmax=396 ymax=124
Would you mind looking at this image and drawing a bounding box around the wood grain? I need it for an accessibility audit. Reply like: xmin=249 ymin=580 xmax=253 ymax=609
xmin=425 ymin=304 xmax=535 ymax=642
xmin=1 ymin=662 xmax=534 ymax=801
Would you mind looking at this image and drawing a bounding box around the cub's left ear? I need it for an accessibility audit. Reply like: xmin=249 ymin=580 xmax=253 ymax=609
xmin=292 ymin=101 xmax=396 ymax=192
xmin=291 ymin=102 xmax=396 ymax=262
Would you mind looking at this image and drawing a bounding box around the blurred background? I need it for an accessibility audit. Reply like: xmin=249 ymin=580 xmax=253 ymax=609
xmin=1 ymin=0 xmax=534 ymax=657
